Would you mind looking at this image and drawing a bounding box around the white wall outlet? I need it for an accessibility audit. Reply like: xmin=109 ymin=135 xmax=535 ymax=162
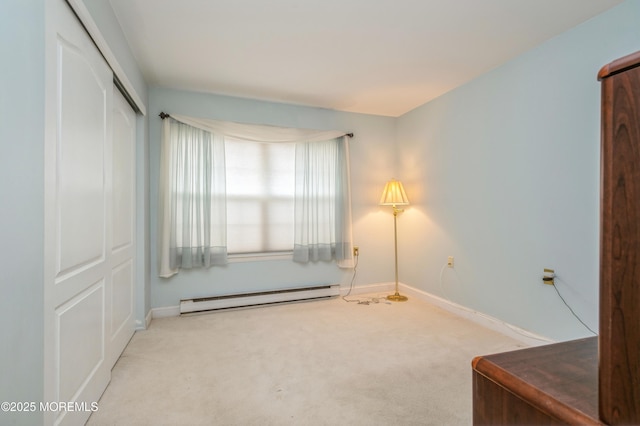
xmin=447 ymin=256 xmax=454 ymax=268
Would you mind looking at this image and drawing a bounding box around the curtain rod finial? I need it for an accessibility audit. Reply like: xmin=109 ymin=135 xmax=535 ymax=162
xmin=159 ymin=112 xmax=170 ymax=119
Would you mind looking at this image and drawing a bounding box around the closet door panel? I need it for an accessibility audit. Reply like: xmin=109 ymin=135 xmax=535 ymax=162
xmin=108 ymin=87 xmax=136 ymax=368
xmin=45 ymin=1 xmax=113 ymax=425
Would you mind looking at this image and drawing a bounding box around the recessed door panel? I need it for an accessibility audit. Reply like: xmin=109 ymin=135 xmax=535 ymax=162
xmin=111 ymin=261 xmax=133 ymax=337
xmin=57 ymin=282 xmax=105 ymax=403
xmin=57 ymin=38 xmax=107 ymax=277
xmin=112 ymin=96 xmax=134 ymax=252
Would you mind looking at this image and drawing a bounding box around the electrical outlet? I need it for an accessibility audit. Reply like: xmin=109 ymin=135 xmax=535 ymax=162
xmin=353 ymin=246 xmax=359 ymax=256
xmin=447 ymin=256 xmax=454 ymax=268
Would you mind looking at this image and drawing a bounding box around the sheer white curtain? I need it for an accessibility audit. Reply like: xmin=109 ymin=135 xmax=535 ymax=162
xmin=293 ymin=137 xmax=354 ymax=268
xmin=158 ymin=114 xmax=354 ymax=276
xmin=158 ymin=118 xmax=227 ymax=278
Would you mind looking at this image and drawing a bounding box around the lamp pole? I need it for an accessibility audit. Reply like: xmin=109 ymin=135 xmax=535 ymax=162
xmin=387 ymin=205 xmax=408 ymax=301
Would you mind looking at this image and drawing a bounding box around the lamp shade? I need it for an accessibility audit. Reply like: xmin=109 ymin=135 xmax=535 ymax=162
xmin=379 ymin=179 xmax=409 ymax=206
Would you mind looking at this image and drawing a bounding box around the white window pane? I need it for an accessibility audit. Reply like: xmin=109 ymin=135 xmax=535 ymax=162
xmin=225 ymin=141 xmax=263 ymax=196
xmin=225 ymin=139 xmax=295 ymax=254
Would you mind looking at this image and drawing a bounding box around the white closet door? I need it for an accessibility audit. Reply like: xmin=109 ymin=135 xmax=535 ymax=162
xmin=44 ymin=0 xmax=114 ymax=424
xmin=108 ymin=88 xmax=136 ymax=369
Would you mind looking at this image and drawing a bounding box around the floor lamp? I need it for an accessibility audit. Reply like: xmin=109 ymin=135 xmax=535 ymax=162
xmin=379 ymin=179 xmax=409 ymax=302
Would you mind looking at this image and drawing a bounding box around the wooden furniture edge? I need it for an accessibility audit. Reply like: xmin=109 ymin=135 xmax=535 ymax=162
xmin=598 ymin=49 xmax=640 ymax=424
xmin=598 ymin=50 xmax=640 ymax=80
xmin=472 ymin=356 xmax=602 ymax=425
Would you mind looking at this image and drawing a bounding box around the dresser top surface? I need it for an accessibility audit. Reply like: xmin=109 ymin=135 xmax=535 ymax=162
xmin=473 ymin=336 xmax=600 ymax=424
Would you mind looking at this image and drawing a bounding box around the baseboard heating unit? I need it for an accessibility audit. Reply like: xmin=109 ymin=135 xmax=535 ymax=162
xmin=179 ymin=284 xmax=340 ymax=315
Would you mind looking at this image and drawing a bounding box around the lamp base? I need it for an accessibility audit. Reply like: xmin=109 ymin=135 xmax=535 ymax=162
xmin=387 ymin=292 xmax=408 ymax=302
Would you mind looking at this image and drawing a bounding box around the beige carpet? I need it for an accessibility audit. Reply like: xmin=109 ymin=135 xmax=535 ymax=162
xmin=87 ymin=294 xmax=526 ymax=425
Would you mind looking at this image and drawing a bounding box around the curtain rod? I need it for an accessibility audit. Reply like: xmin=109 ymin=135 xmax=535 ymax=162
xmin=158 ymin=112 xmax=354 ymax=138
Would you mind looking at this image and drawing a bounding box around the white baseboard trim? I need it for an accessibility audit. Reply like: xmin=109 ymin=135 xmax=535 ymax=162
xmin=134 ymin=310 xmax=153 ymax=331
xmin=146 ymin=282 xmax=551 ymax=346
xmin=145 ymin=309 xmax=153 ymax=328
xmin=151 ymin=305 xmax=181 ymax=319
xmin=399 ymin=283 xmax=554 ymax=347
xmin=134 ymin=309 xmax=152 ymax=331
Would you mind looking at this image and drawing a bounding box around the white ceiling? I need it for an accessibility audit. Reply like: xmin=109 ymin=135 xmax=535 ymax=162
xmin=109 ymin=0 xmax=624 ymax=117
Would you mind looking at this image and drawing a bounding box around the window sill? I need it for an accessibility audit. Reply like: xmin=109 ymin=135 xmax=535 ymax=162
xmin=227 ymin=252 xmax=293 ymax=263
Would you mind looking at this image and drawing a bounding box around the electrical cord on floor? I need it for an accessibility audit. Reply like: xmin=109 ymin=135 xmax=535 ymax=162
xmin=552 ymin=278 xmax=598 ymax=336
xmin=342 ymin=253 xmax=384 ymax=305
xmin=342 ymin=251 xmax=358 ymax=297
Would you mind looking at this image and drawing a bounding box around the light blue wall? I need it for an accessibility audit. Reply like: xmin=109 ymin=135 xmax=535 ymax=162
xmin=83 ymin=0 xmax=151 ymax=326
xmin=397 ymin=0 xmax=640 ymax=341
xmin=149 ymin=88 xmax=398 ymax=308
xmin=0 ymin=0 xmax=45 ymax=424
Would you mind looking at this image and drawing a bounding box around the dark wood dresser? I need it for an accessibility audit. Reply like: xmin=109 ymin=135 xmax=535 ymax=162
xmin=472 ymin=50 xmax=640 ymax=425
xmin=472 ymin=337 xmax=600 ymax=425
